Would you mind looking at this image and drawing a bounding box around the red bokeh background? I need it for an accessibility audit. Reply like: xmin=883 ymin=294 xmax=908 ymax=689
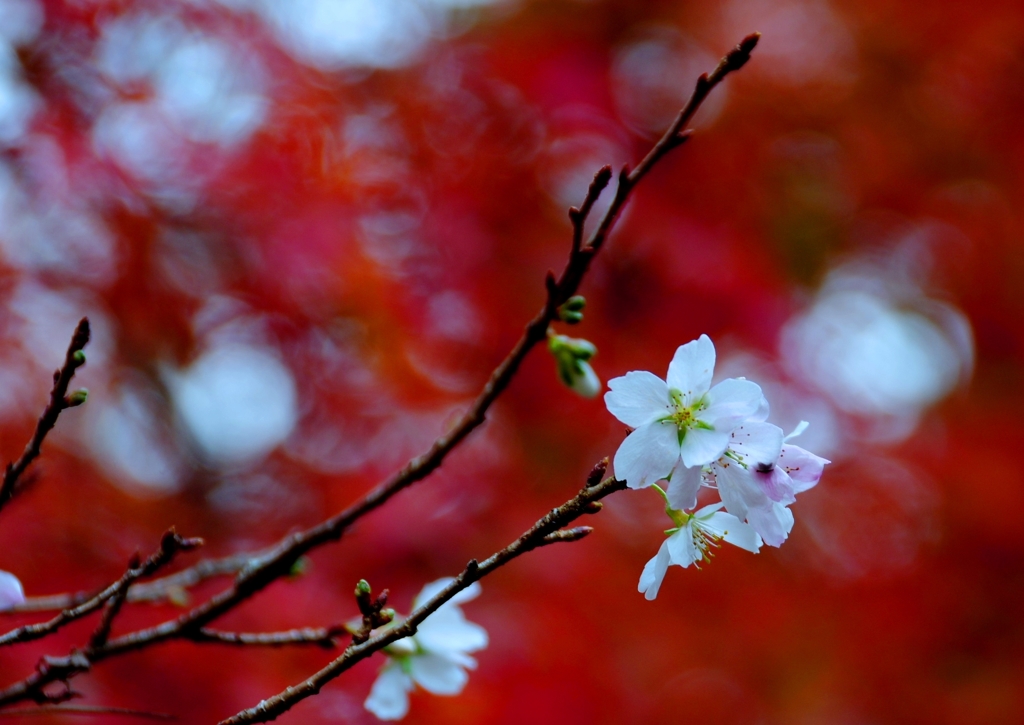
xmin=1 ymin=1 xmax=1022 ymax=723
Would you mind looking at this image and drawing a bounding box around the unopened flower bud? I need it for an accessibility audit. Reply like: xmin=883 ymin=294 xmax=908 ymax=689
xmin=72 ymin=350 xmax=86 ymax=366
xmin=548 ymin=334 xmax=602 ymax=398
xmin=563 ymin=295 xmax=586 ymax=312
xmin=66 ymin=389 xmax=88 ymax=407
xmin=558 ymin=296 xmax=587 ymax=323
xmin=288 ymin=556 xmax=310 ymax=578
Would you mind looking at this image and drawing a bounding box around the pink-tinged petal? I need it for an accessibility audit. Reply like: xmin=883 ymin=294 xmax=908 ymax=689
xmin=753 ymin=466 xmax=796 ymax=505
xmin=745 ymin=502 xmax=794 ymax=547
xmin=639 ymin=539 xmax=672 ymax=600
xmin=679 ymin=426 xmax=730 ymax=468
xmin=701 ymin=512 xmax=762 ymax=553
xmin=700 ymin=378 xmax=765 ymax=428
xmin=714 ymin=458 xmax=769 ymax=520
xmin=728 ymin=421 xmax=783 ymax=469
xmin=409 ymin=654 xmax=468 ymax=695
xmin=666 ymin=459 xmax=703 ymax=512
xmin=604 ymin=371 xmax=670 ymax=427
xmin=0 ymin=571 xmax=24 ymax=611
xmin=778 ymin=445 xmax=829 ymax=492
xmin=365 ymin=662 xmax=414 ymax=721
xmin=613 ymin=421 xmax=680 ymax=489
xmin=666 ymin=335 xmax=716 ymax=403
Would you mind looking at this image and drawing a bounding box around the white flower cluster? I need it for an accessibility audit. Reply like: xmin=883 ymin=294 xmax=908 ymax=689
xmin=365 ymin=579 xmax=488 ymax=721
xmin=0 ymin=569 xmax=24 ymax=611
xmin=604 ymin=335 xmax=828 ymax=599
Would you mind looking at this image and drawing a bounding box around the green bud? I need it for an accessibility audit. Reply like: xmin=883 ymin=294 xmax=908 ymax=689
xmin=548 ymin=334 xmax=601 ymax=398
xmin=557 ymin=296 xmax=587 ymax=324
xmin=378 ymin=608 xmax=396 ymax=625
xmin=563 ymin=295 xmax=586 ymax=312
xmin=66 ymin=389 xmax=88 ymax=407
xmin=72 ymin=350 xmax=86 ymax=366
xmin=288 ymin=556 xmax=310 ymax=578
xmin=355 ymin=579 xmax=372 ymax=597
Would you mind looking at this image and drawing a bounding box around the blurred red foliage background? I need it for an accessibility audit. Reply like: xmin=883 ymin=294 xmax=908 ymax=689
xmin=0 ymin=0 xmax=1022 ymax=723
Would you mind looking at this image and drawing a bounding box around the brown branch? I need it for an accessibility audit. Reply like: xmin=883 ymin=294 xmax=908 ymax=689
xmin=188 ymin=626 xmax=349 ymax=649
xmin=221 ymin=468 xmax=626 ymax=724
xmin=0 ymin=530 xmax=202 ymax=648
xmin=0 ymin=318 xmax=90 ymax=519
xmin=5 ymin=550 xmax=267 ymax=615
xmin=0 ymin=704 xmax=175 ymax=720
xmin=0 ymin=35 xmax=757 ymax=714
xmin=93 ymin=33 xmax=755 ymax=648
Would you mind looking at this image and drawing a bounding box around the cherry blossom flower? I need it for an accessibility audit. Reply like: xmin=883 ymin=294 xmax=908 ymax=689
xmin=364 ymin=579 xmax=488 ymax=721
xmin=748 ymin=441 xmax=828 ymax=545
xmin=0 ymin=570 xmax=25 ymax=611
xmin=706 ymin=422 xmax=829 ymax=546
xmin=605 ymin=335 xmax=767 ymax=490
xmin=639 ymin=501 xmax=761 ymax=600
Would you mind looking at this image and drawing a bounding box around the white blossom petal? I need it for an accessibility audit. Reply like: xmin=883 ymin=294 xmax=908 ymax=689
xmin=749 ymin=394 xmax=771 ymax=422
xmin=784 ymin=420 xmax=809 ymax=441
xmin=413 ymin=579 xmax=481 ymax=609
xmin=666 ymin=458 xmax=703 ymax=511
xmin=728 ymin=421 xmax=784 ymax=469
xmin=613 ymin=421 xmax=680 ymax=489
xmin=665 ymin=524 xmax=700 ymax=568
xmin=365 ymin=662 xmax=414 ymax=721
xmin=638 ymin=539 xmax=672 ymax=600
xmin=678 ymin=426 xmax=730 ymax=468
xmin=778 ymin=445 xmax=829 ymax=493
xmin=714 ymin=457 xmax=769 ymax=520
xmin=701 ymin=378 xmax=765 ymax=428
xmin=604 ymin=371 xmax=670 ymax=427
xmin=416 ymin=608 xmax=488 ymax=654
xmin=0 ymin=571 xmax=24 ymax=611
xmin=409 ymin=653 xmax=469 ymax=695
xmin=666 ymin=335 xmax=715 ymax=403
xmin=693 ymin=500 xmax=726 ymax=517
xmin=745 ymin=502 xmax=794 ymax=547
xmin=701 ymin=512 xmax=762 ymax=553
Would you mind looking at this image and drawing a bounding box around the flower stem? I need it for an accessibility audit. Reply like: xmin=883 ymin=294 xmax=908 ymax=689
xmin=650 ymin=483 xmax=671 ymax=508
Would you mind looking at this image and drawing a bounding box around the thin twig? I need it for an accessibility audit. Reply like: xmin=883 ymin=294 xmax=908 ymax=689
xmin=189 ymin=626 xmax=348 ymax=649
xmin=0 ymin=318 xmax=90 ymax=519
xmin=0 ymin=531 xmax=202 ymax=648
xmin=220 ymin=471 xmax=626 ymax=724
xmin=0 ymin=705 xmax=175 ymax=720
xmin=6 ymin=550 xmax=267 ymax=615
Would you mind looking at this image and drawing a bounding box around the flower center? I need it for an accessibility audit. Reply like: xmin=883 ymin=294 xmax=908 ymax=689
xmin=689 ymin=521 xmax=721 ymax=564
xmin=663 ymin=389 xmax=710 ymax=434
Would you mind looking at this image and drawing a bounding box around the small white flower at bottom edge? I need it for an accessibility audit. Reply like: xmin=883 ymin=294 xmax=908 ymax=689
xmin=0 ymin=570 xmax=25 ymax=611
xmin=638 ymin=503 xmax=761 ymax=601
xmin=364 ymin=579 xmax=488 ymax=721
xmin=365 ymin=662 xmax=414 ymax=721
